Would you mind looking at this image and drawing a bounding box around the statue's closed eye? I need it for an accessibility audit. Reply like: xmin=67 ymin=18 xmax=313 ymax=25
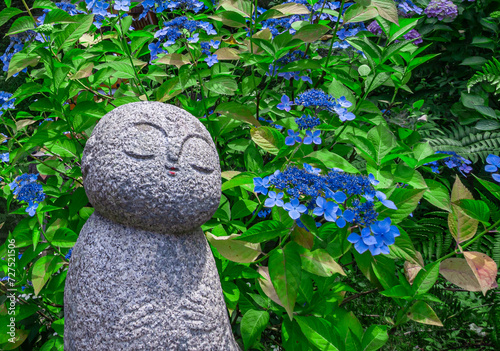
xmin=123 ymin=123 xmax=167 ymax=160
xmin=181 ymin=136 xmax=216 ymax=174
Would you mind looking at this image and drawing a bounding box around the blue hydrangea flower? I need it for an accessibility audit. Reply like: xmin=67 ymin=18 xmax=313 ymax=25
xmin=114 ymin=0 xmax=130 ymax=11
xmin=485 ymin=154 xmax=500 ymax=172
xmin=264 ymin=191 xmax=284 ymax=208
xmin=148 ymin=42 xmax=165 ymax=61
xmin=205 ymin=54 xmax=218 ymax=67
xmin=277 ymin=95 xmax=293 ymax=112
xmin=336 ymin=208 xmax=355 ymax=228
xmin=295 ymin=115 xmax=321 ymax=130
xmin=9 ymin=174 xmax=45 ymax=217
xmin=65 ymin=248 xmax=73 ymax=260
xmin=188 ymin=33 xmax=200 ymax=43
xmin=285 ymin=130 xmax=302 ymax=146
xmin=325 ymin=189 xmax=347 ymax=203
xmin=368 ymin=173 xmax=379 ymax=186
xmin=0 ymin=152 xmax=9 ymax=162
xmin=375 ymin=191 xmax=398 ymax=210
xmin=303 ymin=130 xmax=321 ymax=145
xmin=254 ymin=177 xmax=270 ymax=195
xmin=347 ymin=227 xmax=378 ymax=254
xmin=313 ymin=197 xmax=338 ymax=222
xmin=303 ymin=163 xmax=321 ymax=175
xmin=486 ymin=154 xmax=500 ymax=182
xmin=284 ymin=198 xmax=307 ymax=220
xmin=210 ymin=39 xmax=220 ymax=49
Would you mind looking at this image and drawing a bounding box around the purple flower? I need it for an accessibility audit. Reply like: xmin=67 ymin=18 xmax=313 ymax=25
xmin=425 ymin=0 xmax=458 ymax=21
xmin=367 ymin=21 xmax=383 ymax=36
xmin=404 ymin=29 xmax=423 ymax=45
xmin=277 ymin=95 xmax=293 ymax=112
xmin=264 ymin=191 xmax=284 ymax=208
xmin=284 ymin=198 xmax=308 ymax=220
xmin=205 ymin=54 xmax=218 ymax=67
xmin=285 ymin=130 xmax=302 ymax=146
xmin=303 ymin=130 xmax=322 ymax=145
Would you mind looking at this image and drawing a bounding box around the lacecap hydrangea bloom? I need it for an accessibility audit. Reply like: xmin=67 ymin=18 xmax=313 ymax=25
xmin=485 ymin=154 xmax=500 ymax=183
xmin=9 ymin=174 xmax=46 ymax=216
xmin=425 ymin=0 xmax=458 ymax=21
xmin=253 ymin=166 xmax=399 ymax=256
xmin=425 ymin=151 xmax=472 ymax=175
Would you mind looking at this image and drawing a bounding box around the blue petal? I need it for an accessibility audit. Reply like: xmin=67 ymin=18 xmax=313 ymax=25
xmin=493 ymin=173 xmax=500 ymax=183
xmin=337 ymin=217 xmax=346 ymax=228
xmin=381 ymin=199 xmax=397 ymax=210
xmin=485 ymin=165 xmax=498 ymax=173
xmin=354 ymin=240 xmax=369 ymax=254
xmin=332 ymin=191 xmax=346 ymax=203
xmin=347 ymin=233 xmax=360 ymax=243
xmin=289 ymin=210 xmax=300 ymax=220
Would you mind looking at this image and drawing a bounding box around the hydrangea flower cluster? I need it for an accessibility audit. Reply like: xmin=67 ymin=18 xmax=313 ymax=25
xmin=426 ymin=151 xmax=473 ymax=175
xmin=293 ymin=89 xmax=355 ymax=122
xmin=9 ymin=174 xmax=46 ymax=216
xmin=266 ymin=51 xmax=312 ymax=83
xmin=397 ymin=0 xmax=423 ymax=17
xmin=347 ymin=217 xmax=401 ymax=255
xmin=0 ymin=92 xmax=15 ymax=115
xmin=139 ymin=0 xmax=205 ymax=20
xmin=425 ymin=0 xmax=458 ymax=21
xmin=403 ymin=29 xmax=423 ymax=45
xmin=154 ymin=16 xmax=217 ymax=47
xmin=1 ymin=35 xmax=26 ymax=75
xmin=85 ymin=0 xmax=117 ymax=28
xmin=253 ymin=166 xmax=399 ymax=255
xmin=485 ymin=154 xmax=500 ymax=183
xmin=56 ymin=1 xmax=85 ymax=15
xmin=295 ymin=115 xmax=321 ymax=130
xmin=333 ymin=23 xmax=367 ymax=51
xmin=367 ymin=21 xmax=383 ymax=36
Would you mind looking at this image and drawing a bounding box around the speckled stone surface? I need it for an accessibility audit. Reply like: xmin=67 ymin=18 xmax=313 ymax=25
xmin=64 ymin=102 xmax=238 ymax=350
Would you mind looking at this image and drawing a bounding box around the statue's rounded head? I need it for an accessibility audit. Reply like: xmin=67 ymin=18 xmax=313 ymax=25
xmin=82 ymin=102 xmax=221 ymax=233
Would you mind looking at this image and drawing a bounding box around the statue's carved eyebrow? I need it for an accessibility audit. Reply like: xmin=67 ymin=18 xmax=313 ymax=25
xmin=179 ymin=134 xmax=214 ymax=154
xmin=133 ymin=122 xmax=168 ymax=138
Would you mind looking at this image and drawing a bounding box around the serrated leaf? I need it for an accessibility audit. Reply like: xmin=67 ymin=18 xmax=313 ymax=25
xmin=251 ymin=126 xmax=284 ymax=154
xmin=156 ymin=53 xmax=191 ymax=68
xmin=206 ymin=233 xmax=261 ymax=263
xmin=296 ymin=316 xmax=340 ymax=351
xmin=407 ymin=301 xmax=443 ymax=326
xmin=215 ymin=102 xmax=261 ymax=126
xmin=213 ymin=47 xmax=240 ymax=60
xmin=463 ymin=251 xmax=498 ymax=296
xmin=361 ymin=325 xmax=389 ymax=351
xmin=6 ymin=16 xmax=34 ymax=35
xmin=372 ymin=0 xmax=398 ymax=25
xmin=0 ymin=7 xmax=23 ymax=27
xmin=31 ymin=255 xmax=65 ymax=296
xmin=269 ymin=242 xmax=302 ymax=320
xmin=423 ymin=179 xmax=450 ymax=211
xmin=293 ymin=24 xmax=330 ymax=43
xmin=344 ymin=4 xmax=378 ymax=24
xmin=257 ymin=266 xmax=283 ymax=307
xmin=379 ymin=189 xmax=425 ymax=224
xmin=236 ymin=220 xmax=288 ymax=243
xmin=54 ymin=15 xmax=94 ymax=53
xmin=241 ymin=310 xmax=270 ymax=350
xmin=299 ymin=248 xmax=345 ymax=277
xmin=440 ymin=257 xmax=496 ymax=293
xmin=412 ymin=262 xmax=439 ymax=295
xmin=457 ymin=199 xmax=490 ymax=223
xmin=206 ymin=76 xmax=238 ymax=95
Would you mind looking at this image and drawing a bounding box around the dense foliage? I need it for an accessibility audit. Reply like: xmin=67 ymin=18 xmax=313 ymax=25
xmin=0 ymin=0 xmax=499 ymax=350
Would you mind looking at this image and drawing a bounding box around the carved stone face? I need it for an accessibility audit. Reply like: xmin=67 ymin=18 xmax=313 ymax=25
xmin=82 ymin=102 xmax=221 ymax=233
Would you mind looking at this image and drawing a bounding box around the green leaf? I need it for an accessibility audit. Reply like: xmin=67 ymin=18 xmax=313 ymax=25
xmin=269 ymin=242 xmax=302 ymax=320
xmin=343 ymin=4 xmax=378 ymax=24
xmin=206 ymin=233 xmax=261 ymax=263
xmin=372 ymin=0 xmax=398 ymax=25
xmin=293 ymin=24 xmax=330 ymax=43
xmin=232 ymin=199 xmax=259 ymax=219
xmin=460 ymin=56 xmax=488 ymax=66
xmin=251 ymin=126 xmax=284 ymax=155
xmin=457 ymin=199 xmax=490 ymax=224
xmin=206 ymin=76 xmax=238 ymax=95
xmin=7 ymin=51 xmax=40 ymax=78
xmin=31 ymin=255 xmax=65 ymax=296
xmin=237 ymin=220 xmax=288 ymax=243
xmin=307 ymin=149 xmax=360 ymax=173
xmin=6 ymin=16 xmax=35 ymax=35
xmin=209 ymin=11 xmax=247 ymax=28
xmin=54 ymin=15 xmax=94 ymax=53
xmin=295 ymin=316 xmax=340 ymax=351
xmin=388 ymin=17 xmax=418 ymax=42
xmin=361 ymin=325 xmax=389 ymax=351
xmin=407 ymin=301 xmax=443 ymax=326
xmin=45 ymin=228 xmax=78 ymax=248
xmin=33 ymin=0 xmax=59 ymax=9
xmin=215 ymin=102 xmax=261 ymax=126
xmin=299 ymin=248 xmax=346 ymax=277
xmin=0 ymin=7 xmax=22 ymax=27
xmin=221 ymin=173 xmax=256 ymax=191
xmin=44 ymin=8 xmax=78 ymax=24
xmin=423 ymin=179 xmax=451 ymax=211
xmin=474 ymin=175 xmax=500 ymax=201
xmin=412 ymin=262 xmax=439 ymax=296
xmin=241 ymin=310 xmax=270 ymax=350
xmin=379 ymin=189 xmax=426 ymax=223
xmin=367 ymin=124 xmax=397 ymax=164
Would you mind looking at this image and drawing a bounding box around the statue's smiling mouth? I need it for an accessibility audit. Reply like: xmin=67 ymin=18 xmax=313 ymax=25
xmin=166 ymin=166 xmax=179 ymax=176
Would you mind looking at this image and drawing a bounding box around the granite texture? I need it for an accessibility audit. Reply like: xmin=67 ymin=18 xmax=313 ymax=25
xmin=65 ymin=102 xmax=238 ymax=350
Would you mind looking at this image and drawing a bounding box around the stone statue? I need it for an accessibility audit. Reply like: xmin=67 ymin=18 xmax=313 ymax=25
xmin=64 ymin=102 xmax=239 ymax=350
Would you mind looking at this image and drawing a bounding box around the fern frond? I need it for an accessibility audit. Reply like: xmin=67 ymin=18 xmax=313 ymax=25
xmin=468 ymin=57 xmax=500 ymax=94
